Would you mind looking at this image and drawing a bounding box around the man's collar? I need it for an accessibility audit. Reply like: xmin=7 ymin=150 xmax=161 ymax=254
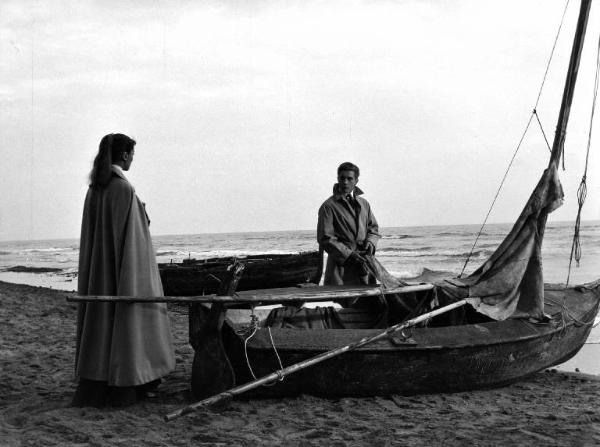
xmin=332 ymin=183 xmax=364 ymax=199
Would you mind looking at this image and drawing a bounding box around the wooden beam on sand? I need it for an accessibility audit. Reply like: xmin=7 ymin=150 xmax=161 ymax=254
xmin=66 ymin=283 xmax=434 ymax=305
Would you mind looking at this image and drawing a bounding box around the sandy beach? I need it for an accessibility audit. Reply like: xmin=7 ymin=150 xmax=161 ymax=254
xmin=1 ymin=280 xmax=599 ymax=446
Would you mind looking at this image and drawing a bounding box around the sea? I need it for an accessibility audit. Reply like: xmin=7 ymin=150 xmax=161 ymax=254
xmin=1 ymin=221 xmax=599 ymax=374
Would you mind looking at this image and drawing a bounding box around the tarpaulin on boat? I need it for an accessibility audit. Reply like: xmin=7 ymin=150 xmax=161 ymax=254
xmin=265 ymin=306 xmax=343 ymax=329
xmin=438 ymin=165 xmax=564 ymax=320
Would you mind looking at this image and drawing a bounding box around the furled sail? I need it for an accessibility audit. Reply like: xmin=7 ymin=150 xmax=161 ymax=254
xmin=437 ymin=0 xmax=592 ymax=321
xmin=438 ymin=165 xmax=564 ymax=320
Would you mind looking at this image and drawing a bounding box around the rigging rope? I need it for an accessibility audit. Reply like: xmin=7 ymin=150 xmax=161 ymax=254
xmin=533 ymin=110 xmax=553 ymax=153
xmin=459 ymin=113 xmax=534 ymax=277
xmin=534 ymin=0 xmax=572 ymax=109
xmin=566 ymin=32 xmax=600 ymax=285
xmin=459 ymin=0 xmax=571 ymax=277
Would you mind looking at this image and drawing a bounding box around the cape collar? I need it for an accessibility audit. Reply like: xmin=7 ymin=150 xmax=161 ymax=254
xmin=111 ymin=164 xmax=128 ymax=182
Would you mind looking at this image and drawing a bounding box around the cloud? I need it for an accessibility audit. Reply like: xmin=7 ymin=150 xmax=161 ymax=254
xmin=0 ymin=0 xmax=598 ymax=241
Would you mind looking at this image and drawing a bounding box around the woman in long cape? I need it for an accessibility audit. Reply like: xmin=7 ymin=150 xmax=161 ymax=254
xmin=73 ymin=133 xmax=175 ymax=407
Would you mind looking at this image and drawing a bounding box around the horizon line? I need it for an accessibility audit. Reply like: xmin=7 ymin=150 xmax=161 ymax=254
xmin=1 ymin=219 xmax=598 ymax=244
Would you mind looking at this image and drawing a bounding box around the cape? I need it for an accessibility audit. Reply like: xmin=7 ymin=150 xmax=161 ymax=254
xmin=75 ymin=169 xmax=175 ymax=386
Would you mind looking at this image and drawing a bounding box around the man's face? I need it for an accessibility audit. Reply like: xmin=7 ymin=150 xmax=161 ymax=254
xmin=337 ymin=170 xmax=358 ymax=195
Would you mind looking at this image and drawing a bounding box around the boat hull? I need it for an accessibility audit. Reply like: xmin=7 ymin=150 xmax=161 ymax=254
xmin=220 ymin=283 xmax=599 ymax=397
xmin=159 ymin=251 xmax=322 ymax=296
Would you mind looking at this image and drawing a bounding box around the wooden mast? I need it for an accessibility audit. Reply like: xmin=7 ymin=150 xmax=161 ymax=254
xmin=549 ymin=0 xmax=592 ymax=168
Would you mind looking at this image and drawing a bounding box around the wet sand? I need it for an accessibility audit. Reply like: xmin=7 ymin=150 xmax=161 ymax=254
xmin=1 ymin=280 xmax=599 ymax=446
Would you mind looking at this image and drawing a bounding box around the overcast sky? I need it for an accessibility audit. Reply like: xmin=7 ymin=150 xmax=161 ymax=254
xmin=1 ymin=0 xmax=599 ymax=242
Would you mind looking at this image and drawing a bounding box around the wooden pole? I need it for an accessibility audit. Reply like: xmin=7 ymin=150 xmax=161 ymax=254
xmin=164 ymin=298 xmax=470 ymax=422
xmin=65 ymin=283 xmax=434 ymax=305
xmin=549 ymin=0 xmax=592 ymax=168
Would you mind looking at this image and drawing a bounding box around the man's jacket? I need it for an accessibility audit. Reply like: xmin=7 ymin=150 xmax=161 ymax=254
xmin=317 ymin=184 xmax=380 ymax=285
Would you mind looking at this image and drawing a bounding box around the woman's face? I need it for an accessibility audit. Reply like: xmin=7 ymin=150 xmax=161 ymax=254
xmin=123 ymin=148 xmax=135 ymax=171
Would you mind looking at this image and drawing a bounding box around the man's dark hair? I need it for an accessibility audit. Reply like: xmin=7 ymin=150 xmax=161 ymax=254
xmin=337 ymin=162 xmax=360 ymax=178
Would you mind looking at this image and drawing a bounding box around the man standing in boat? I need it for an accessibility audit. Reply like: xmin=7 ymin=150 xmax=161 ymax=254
xmin=317 ymin=162 xmax=380 ymax=289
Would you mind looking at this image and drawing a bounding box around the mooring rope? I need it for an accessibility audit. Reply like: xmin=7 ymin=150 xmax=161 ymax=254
xmin=240 ymin=311 xmax=285 ymax=385
xmin=240 ymin=312 xmax=260 ymax=380
xmin=460 ymin=0 xmax=571 ymax=277
xmin=267 ymin=327 xmax=285 ymax=382
xmin=566 ymin=32 xmax=600 ymax=285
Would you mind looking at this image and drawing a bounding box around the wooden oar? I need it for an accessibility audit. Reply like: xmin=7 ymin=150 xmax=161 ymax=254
xmin=164 ymin=298 xmax=471 ymax=422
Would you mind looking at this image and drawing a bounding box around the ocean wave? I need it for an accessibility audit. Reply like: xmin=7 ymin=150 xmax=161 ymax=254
xmin=239 ymin=236 xmax=281 ymax=241
xmin=2 ymin=265 xmax=63 ymax=274
xmin=380 ymin=246 xmax=434 ymax=253
xmin=20 ymin=247 xmax=75 ymax=253
xmin=156 ymin=251 xmax=180 ymax=256
xmin=434 ymin=232 xmax=477 ymax=237
xmin=162 ymin=243 xmax=206 ymax=248
xmin=156 ymin=249 xmax=304 ymax=261
xmin=387 ymin=269 xmax=420 ymax=279
xmin=378 ymin=249 xmax=491 ymax=259
xmin=474 ymin=243 xmax=500 ymax=249
xmin=0 ymin=251 xmax=11 ymax=255
xmin=381 ymin=235 xmax=420 ymax=240
xmin=389 ymin=267 xmax=457 ymax=281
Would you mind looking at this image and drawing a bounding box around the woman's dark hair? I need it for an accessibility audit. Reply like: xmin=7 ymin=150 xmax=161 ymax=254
xmin=337 ymin=161 xmax=360 ymax=178
xmin=89 ymin=133 xmax=136 ymax=187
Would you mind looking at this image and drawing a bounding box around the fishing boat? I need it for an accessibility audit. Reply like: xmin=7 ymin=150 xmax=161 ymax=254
xmin=218 ymin=281 xmax=599 ymax=397
xmin=178 ymin=0 xmax=600 ymax=405
xmin=158 ymin=251 xmax=322 ymax=295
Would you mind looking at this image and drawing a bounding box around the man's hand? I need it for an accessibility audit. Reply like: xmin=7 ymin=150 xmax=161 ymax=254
xmin=364 ymin=242 xmax=376 ymax=256
xmin=345 ymin=251 xmax=370 ymax=277
xmin=345 ymin=251 xmax=366 ymax=267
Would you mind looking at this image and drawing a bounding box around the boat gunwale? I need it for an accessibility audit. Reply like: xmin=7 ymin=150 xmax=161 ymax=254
xmin=227 ymin=284 xmax=600 ymax=353
xmin=159 ymin=250 xmax=320 ymax=269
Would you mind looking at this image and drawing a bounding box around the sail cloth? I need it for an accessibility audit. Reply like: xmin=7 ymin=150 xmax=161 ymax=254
xmin=439 ymin=165 xmax=564 ymax=320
